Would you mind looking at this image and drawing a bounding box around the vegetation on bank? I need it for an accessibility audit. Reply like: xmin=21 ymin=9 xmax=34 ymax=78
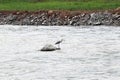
xmin=0 ymin=0 xmax=120 ymax=11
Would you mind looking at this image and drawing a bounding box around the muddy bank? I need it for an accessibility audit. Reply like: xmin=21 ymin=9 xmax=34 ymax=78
xmin=0 ymin=8 xmax=120 ymax=26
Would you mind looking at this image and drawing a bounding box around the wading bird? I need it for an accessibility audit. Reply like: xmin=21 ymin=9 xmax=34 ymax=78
xmin=55 ymin=39 xmax=64 ymax=49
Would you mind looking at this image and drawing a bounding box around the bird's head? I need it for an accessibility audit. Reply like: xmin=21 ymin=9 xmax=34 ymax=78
xmin=60 ymin=39 xmax=65 ymax=41
xmin=61 ymin=39 xmax=64 ymax=42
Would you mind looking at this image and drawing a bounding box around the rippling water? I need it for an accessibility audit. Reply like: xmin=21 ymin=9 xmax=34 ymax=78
xmin=0 ymin=25 xmax=120 ymax=80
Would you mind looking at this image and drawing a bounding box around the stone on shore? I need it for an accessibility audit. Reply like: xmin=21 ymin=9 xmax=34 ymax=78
xmin=0 ymin=10 xmax=120 ymax=26
xmin=40 ymin=44 xmax=57 ymax=51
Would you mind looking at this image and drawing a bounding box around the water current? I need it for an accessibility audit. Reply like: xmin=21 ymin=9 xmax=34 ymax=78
xmin=0 ymin=25 xmax=120 ymax=80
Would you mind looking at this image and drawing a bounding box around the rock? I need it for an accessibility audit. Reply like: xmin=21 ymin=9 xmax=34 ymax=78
xmin=113 ymin=14 xmax=120 ymax=19
xmin=92 ymin=21 xmax=101 ymax=25
xmin=88 ymin=12 xmax=114 ymax=25
xmin=79 ymin=14 xmax=90 ymax=25
xmin=40 ymin=44 xmax=57 ymax=51
xmin=88 ymin=13 xmax=101 ymax=25
xmin=101 ymin=12 xmax=113 ymax=25
xmin=6 ymin=14 xmax=17 ymax=21
xmin=113 ymin=19 xmax=120 ymax=26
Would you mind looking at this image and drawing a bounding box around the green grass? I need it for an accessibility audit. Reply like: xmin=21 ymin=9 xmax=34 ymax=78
xmin=0 ymin=0 xmax=120 ymax=11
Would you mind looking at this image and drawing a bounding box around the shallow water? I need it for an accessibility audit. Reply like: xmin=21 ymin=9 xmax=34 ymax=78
xmin=0 ymin=25 xmax=120 ymax=80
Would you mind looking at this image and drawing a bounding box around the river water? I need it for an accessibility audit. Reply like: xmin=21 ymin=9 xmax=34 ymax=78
xmin=0 ymin=25 xmax=120 ymax=80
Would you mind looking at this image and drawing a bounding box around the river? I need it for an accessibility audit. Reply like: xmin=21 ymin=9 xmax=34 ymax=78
xmin=0 ymin=25 xmax=120 ymax=80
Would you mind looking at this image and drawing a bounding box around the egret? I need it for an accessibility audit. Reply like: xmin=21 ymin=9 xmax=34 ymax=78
xmin=55 ymin=39 xmax=64 ymax=49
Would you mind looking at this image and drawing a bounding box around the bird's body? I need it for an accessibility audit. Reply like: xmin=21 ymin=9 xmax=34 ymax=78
xmin=55 ymin=40 xmax=63 ymax=44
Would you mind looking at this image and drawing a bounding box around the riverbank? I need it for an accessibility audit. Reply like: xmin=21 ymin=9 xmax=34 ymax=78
xmin=0 ymin=8 xmax=120 ymax=26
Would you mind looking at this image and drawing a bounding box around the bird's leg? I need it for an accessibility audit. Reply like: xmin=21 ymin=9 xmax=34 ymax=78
xmin=58 ymin=44 xmax=60 ymax=49
xmin=57 ymin=44 xmax=59 ymax=48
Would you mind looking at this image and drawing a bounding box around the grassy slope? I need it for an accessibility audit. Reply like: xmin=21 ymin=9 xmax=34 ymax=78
xmin=0 ymin=0 xmax=120 ymax=11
